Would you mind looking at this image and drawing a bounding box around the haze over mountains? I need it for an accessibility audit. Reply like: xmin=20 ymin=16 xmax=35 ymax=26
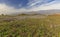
xmin=7 ymin=9 xmax=60 ymax=15
xmin=0 ymin=0 xmax=60 ymax=15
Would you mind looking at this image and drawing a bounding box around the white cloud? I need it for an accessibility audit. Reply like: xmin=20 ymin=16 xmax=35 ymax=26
xmin=0 ymin=4 xmax=29 ymax=15
xmin=27 ymin=0 xmax=60 ymax=11
xmin=29 ymin=3 xmax=60 ymax=11
xmin=0 ymin=0 xmax=60 ymax=15
xmin=28 ymin=0 xmax=41 ymax=7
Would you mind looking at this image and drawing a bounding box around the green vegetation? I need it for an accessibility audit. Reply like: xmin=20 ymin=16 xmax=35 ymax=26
xmin=0 ymin=14 xmax=60 ymax=37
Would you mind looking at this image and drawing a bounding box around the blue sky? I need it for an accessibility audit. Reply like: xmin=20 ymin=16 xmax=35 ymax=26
xmin=0 ymin=0 xmax=60 ymax=14
xmin=0 ymin=0 xmax=29 ymax=8
xmin=0 ymin=0 xmax=55 ymax=8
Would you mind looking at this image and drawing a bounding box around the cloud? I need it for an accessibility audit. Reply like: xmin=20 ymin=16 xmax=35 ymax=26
xmin=27 ymin=0 xmax=60 ymax=11
xmin=0 ymin=3 xmax=60 ymax=15
xmin=27 ymin=0 xmax=54 ymax=7
xmin=0 ymin=3 xmax=29 ymax=15
xmin=0 ymin=0 xmax=60 ymax=15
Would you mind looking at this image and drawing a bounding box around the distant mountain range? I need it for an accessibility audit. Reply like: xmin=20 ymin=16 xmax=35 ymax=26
xmin=5 ymin=9 xmax=60 ymax=15
xmin=36 ymin=9 xmax=60 ymax=15
xmin=21 ymin=9 xmax=60 ymax=15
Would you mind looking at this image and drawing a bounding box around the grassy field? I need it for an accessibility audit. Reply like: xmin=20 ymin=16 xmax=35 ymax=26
xmin=0 ymin=14 xmax=60 ymax=37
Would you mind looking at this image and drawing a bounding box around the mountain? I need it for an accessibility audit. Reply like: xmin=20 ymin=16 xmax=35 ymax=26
xmin=37 ymin=9 xmax=60 ymax=14
xmin=9 ymin=9 xmax=60 ymax=15
xmin=21 ymin=9 xmax=60 ymax=15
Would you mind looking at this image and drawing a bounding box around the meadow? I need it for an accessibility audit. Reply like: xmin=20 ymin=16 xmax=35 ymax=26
xmin=0 ymin=14 xmax=60 ymax=37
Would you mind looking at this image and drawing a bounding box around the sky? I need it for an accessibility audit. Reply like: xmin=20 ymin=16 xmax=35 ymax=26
xmin=0 ymin=0 xmax=60 ymax=14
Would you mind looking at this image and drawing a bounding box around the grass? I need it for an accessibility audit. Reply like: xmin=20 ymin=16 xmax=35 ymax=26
xmin=0 ymin=15 xmax=60 ymax=37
